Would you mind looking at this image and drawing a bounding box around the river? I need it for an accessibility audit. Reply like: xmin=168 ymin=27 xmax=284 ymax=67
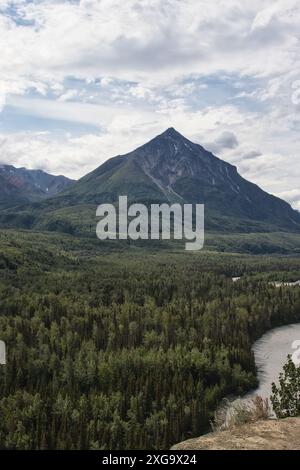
xmin=246 ymin=323 xmax=300 ymax=401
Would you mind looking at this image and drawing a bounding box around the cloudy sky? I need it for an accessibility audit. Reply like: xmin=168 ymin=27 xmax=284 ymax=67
xmin=0 ymin=0 xmax=300 ymax=209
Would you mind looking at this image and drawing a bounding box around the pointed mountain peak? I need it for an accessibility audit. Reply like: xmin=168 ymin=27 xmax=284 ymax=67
xmin=145 ymin=127 xmax=194 ymax=150
xmin=165 ymin=126 xmax=180 ymax=134
xmin=160 ymin=127 xmax=185 ymax=139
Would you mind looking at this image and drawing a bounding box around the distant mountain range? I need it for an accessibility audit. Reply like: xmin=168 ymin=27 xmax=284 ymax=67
xmin=0 ymin=165 xmax=74 ymax=209
xmin=0 ymin=128 xmax=299 ymax=235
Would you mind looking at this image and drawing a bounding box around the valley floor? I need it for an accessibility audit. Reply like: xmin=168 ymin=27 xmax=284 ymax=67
xmin=1 ymin=229 xmax=300 ymax=449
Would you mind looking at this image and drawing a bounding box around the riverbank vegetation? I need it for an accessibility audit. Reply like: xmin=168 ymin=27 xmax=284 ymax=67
xmin=271 ymin=356 xmax=300 ymax=418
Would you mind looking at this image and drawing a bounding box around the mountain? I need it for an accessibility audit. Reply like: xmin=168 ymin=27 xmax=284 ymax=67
xmin=0 ymin=164 xmax=75 ymax=208
xmin=50 ymin=127 xmax=300 ymax=232
xmin=0 ymin=128 xmax=300 ymax=235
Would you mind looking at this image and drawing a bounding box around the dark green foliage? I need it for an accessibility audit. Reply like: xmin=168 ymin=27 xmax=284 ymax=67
xmin=271 ymin=356 xmax=300 ymax=418
xmin=1 ymin=229 xmax=300 ymax=449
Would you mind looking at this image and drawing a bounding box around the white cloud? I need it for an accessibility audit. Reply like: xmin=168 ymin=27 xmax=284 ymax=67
xmin=0 ymin=0 xmax=299 ymax=209
xmin=128 ymin=84 xmax=154 ymax=100
xmin=58 ymin=89 xmax=79 ymax=102
xmin=100 ymin=77 xmax=113 ymax=87
xmin=0 ymin=129 xmax=160 ymax=179
xmin=277 ymin=190 xmax=300 ymax=211
xmin=7 ymin=94 xmax=156 ymax=128
xmin=0 ymin=0 xmax=299 ymax=91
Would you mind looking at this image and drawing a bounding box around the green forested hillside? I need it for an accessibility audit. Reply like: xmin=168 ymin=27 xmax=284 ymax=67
xmin=1 ymin=230 xmax=300 ymax=449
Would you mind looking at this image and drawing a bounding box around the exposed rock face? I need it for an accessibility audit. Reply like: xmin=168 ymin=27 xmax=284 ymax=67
xmin=2 ymin=128 xmax=300 ymax=234
xmin=171 ymin=418 xmax=300 ymax=450
xmin=51 ymin=128 xmax=300 ymax=232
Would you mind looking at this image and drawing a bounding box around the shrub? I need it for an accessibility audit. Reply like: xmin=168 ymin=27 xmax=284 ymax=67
xmin=212 ymin=395 xmax=271 ymax=431
xmin=271 ymin=355 xmax=300 ymax=418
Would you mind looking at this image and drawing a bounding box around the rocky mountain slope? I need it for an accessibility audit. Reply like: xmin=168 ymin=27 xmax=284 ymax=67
xmin=50 ymin=127 xmax=300 ymax=232
xmin=0 ymin=128 xmax=300 ymax=235
xmin=0 ymin=164 xmax=75 ymax=208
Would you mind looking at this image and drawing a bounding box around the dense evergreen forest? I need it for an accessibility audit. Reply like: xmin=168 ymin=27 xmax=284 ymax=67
xmin=1 ymin=229 xmax=300 ymax=449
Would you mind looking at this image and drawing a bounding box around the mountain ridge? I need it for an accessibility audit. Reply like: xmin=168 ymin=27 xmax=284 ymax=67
xmin=50 ymin=127 xmax=300 ymax=232
xmin=0 ymin=164 xmax=75 ymax=208
xmin=0 ymin=128 xmax=299 ymax=236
